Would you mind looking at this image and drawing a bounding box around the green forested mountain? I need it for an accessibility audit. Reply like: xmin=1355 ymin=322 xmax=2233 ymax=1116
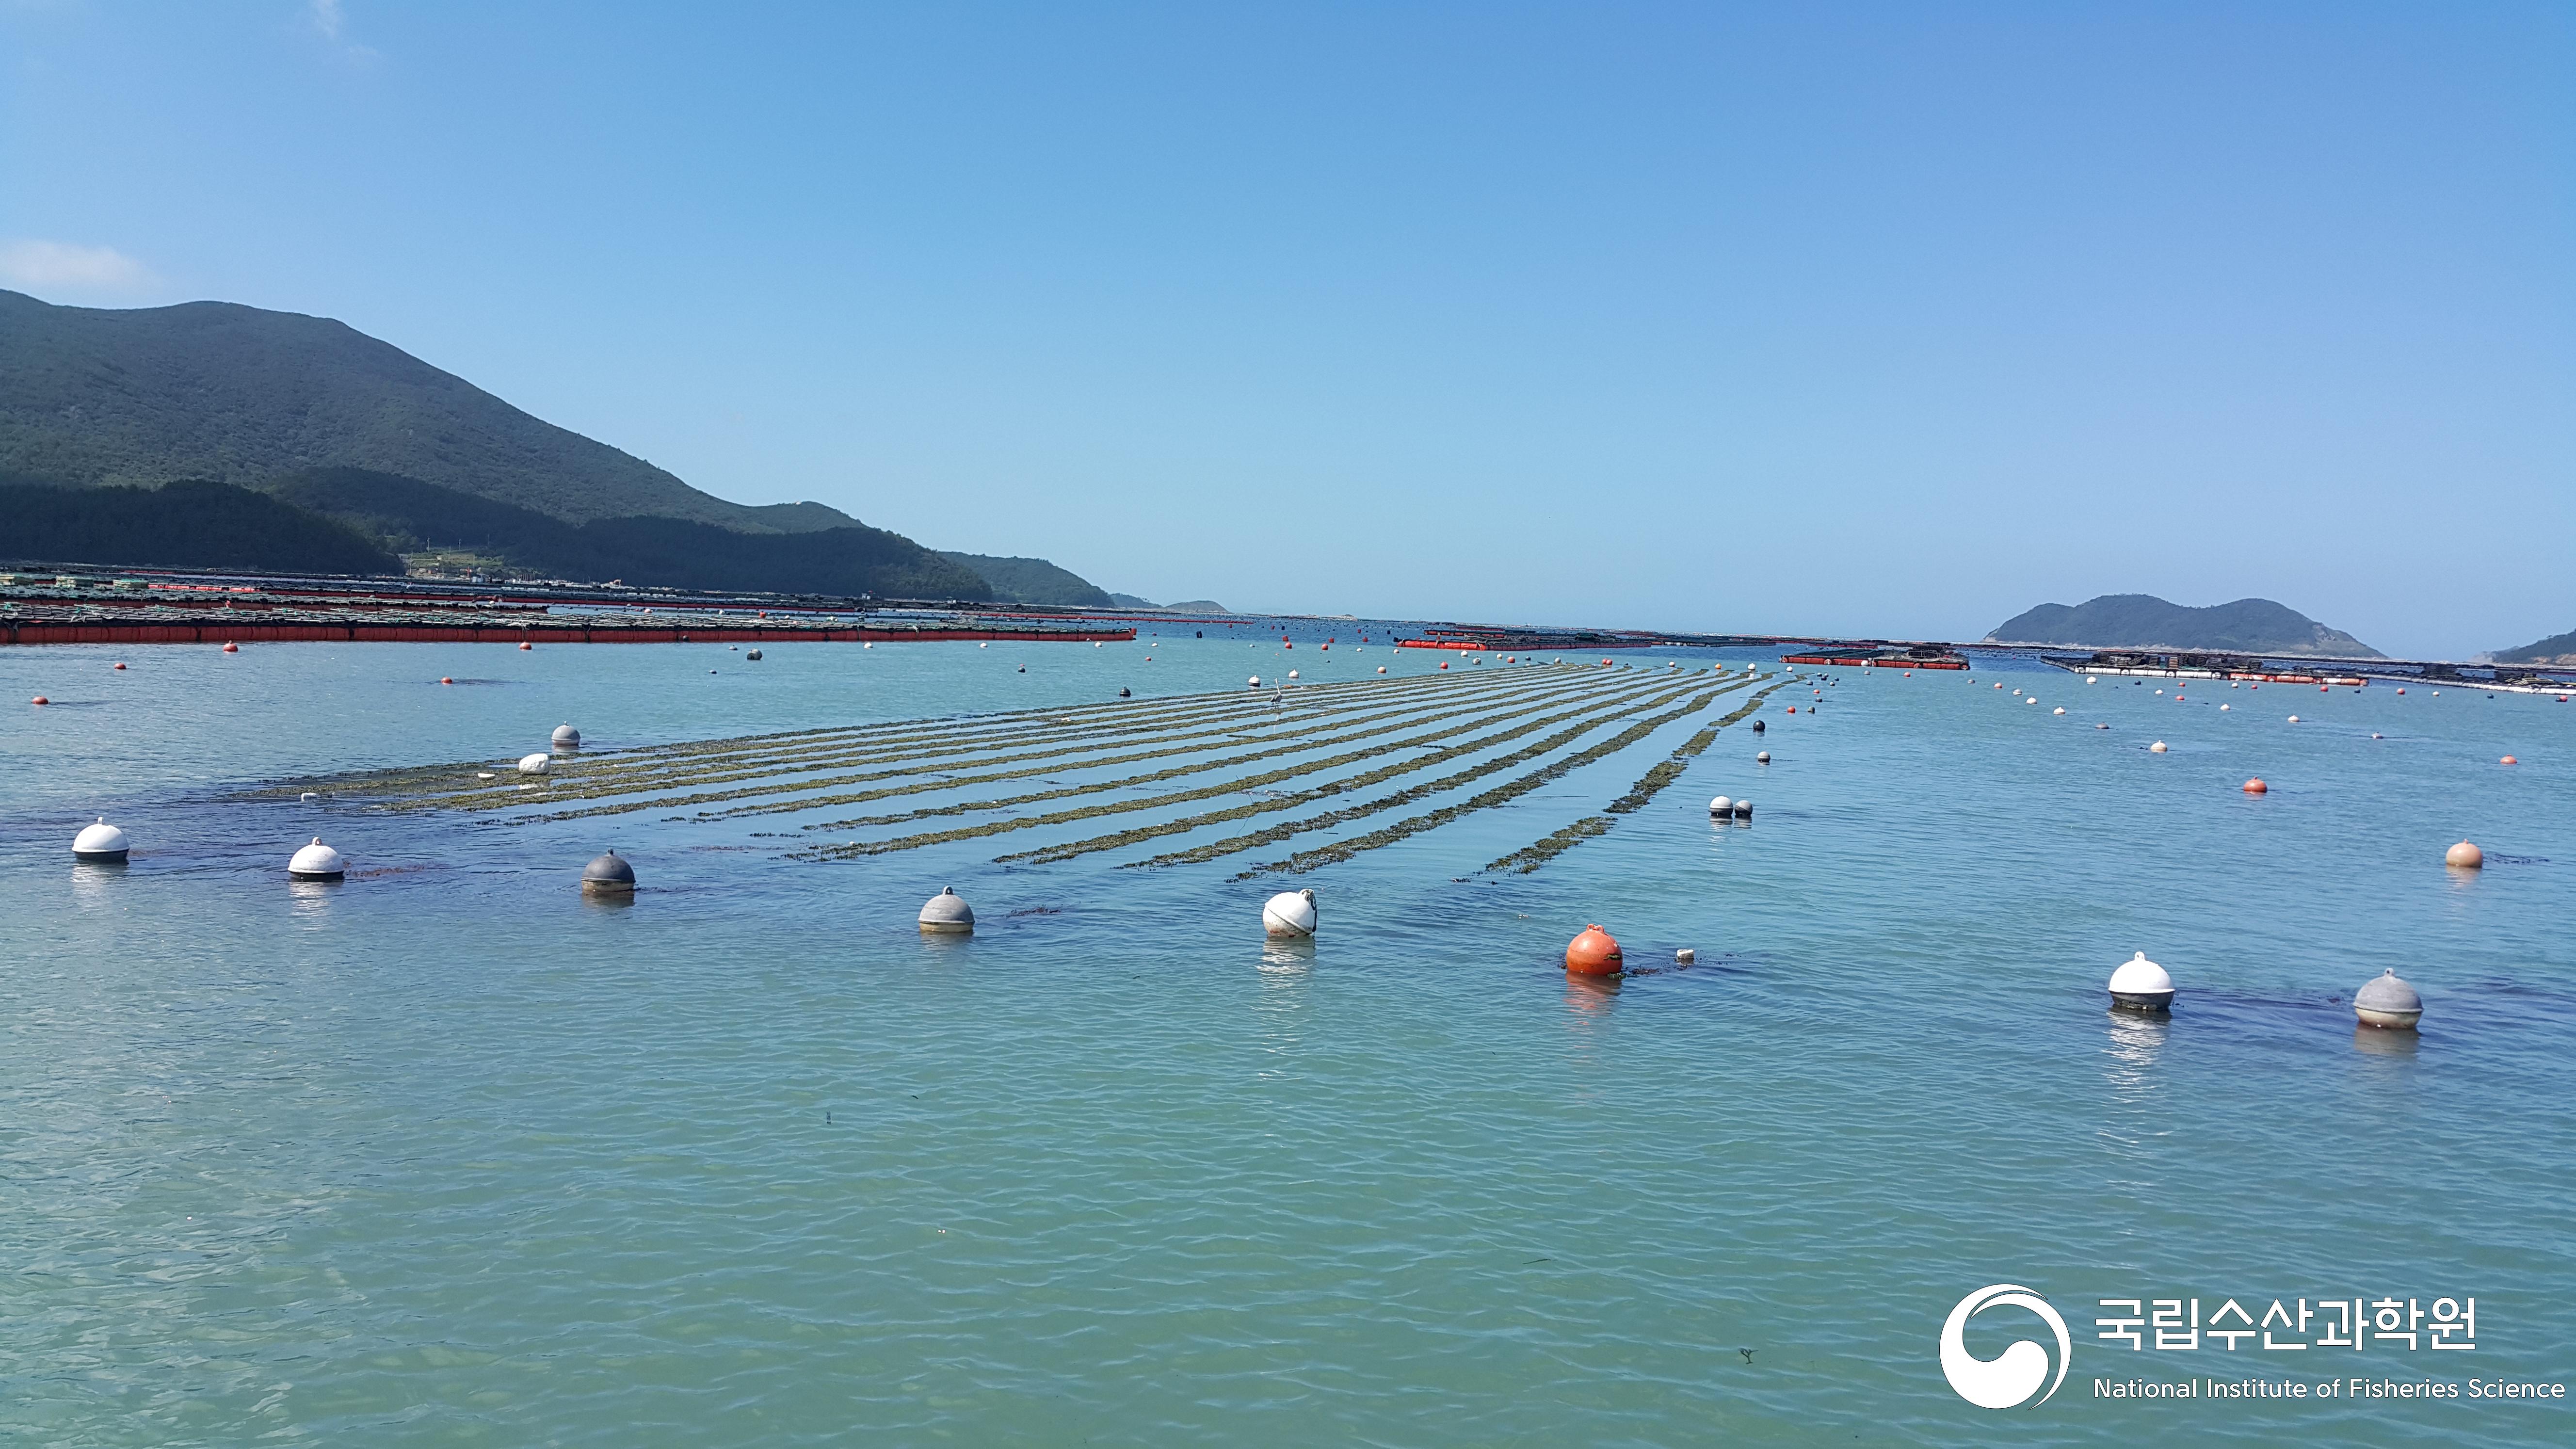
xmin=1987 ymin=594 xmax=2380 ymax=656
xmin=0 ymin=480 xmax=403 ymax=575
xmin=2493 ymin=628 xmax=2576 ymax=666
xmin=268 ymin=468 xmax=987 ymax=598
xmin=937 ymin=552 xmax=1113 ymax=608
xmin=0 ymin=289 xmax=1114 ymax=599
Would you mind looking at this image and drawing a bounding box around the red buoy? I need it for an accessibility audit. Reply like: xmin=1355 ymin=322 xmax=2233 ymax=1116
xmin=1787 ymin=706 xmax=1797 ymax=713
xmin=2243 ymin=778 xmax=2268 ymax=794
xmin=113 ymin=662 xmax=126 ymax=670
xmin=222 ymin=642 xmax=239 ymax=653
xmin=519 ymin=642 xmax=533 ymax=651
xmin=1565 ymin=925 xmax=1623 ymax=976
xmin=31 ymin=695 xmax=48 ymax=706
xmin=440 ymin=676 xmax=454 ymax=685
xmin=2501 ymin=756 xmax=2517 ymax=765
xmin=1439 ymin=661 xmax=1449 ymax=669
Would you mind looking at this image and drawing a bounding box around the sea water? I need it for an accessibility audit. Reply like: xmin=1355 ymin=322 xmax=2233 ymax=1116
xmin=2 ymin=632 xmax=2569 ymax=1445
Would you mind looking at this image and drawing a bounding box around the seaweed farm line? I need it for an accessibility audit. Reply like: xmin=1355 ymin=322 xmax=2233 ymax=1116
xmin=263 ymin=661 xmax=1779 ymax=881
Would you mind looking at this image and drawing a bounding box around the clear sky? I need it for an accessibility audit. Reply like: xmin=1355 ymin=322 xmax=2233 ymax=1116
xmin=4 ymin=2 xmax=2569 ymax=657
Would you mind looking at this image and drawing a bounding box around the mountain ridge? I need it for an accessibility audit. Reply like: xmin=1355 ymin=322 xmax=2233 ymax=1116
xmin=1987 ymin=594 xmax=2381 ymax=657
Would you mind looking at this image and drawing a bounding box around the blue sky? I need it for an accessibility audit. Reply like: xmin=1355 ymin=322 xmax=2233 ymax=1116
xmin=3 ymin=2 xmax=2569 ymax=657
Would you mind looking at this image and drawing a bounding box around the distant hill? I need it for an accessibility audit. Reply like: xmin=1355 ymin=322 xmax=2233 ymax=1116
xmin=2493 ymin=628 xmax=2576 ymax=666
xmin=1987 ymin=594 xmax=2381 ymax=657
xmin=1166 ymin=600 xmax=1229 ymax=613
xmin=0 ymin=479 xmax=403 ymax=576
xmin=937 ymin=552 xmax=1112 ymax=608
xmin=1108 ymin=592 xmax=1160 ymax=609
xmin=267 ymin=467 xmax=986 ymax=598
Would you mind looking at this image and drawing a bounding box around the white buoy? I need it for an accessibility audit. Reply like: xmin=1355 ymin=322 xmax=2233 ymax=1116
xmin=289 ymin=837 xmax=346 ymax=880
xmin=1262 ymin=887 xmax=1318 ymax=937
xmin=1755 ymin=750 xmax=1771 ymax=763
xmin=2219 ymin=704 xmax=2230 ymax=711
xmin=1675 ymin=947 xmax=1695 ymax=963
xmin=2108 ymin=951 xmax=2174 ymax=1011
xmin=2287 ymin=714 xmax=2300 ymax=723
xmin=2150 ymin=741 xmax=2168 ymax=753
xmin=2353 ymin=968 xmax=2423 ymax=1030
xmin=2053 ymin=707 xmax=2065 ymax=715
xmin=552 ymin=724 xmax=581 ymax=748
xmin=518 ymin=753 xmax=550 ymax=774
xmin=73 ymin=817 xmax=129 ymax=863
xmin=1709 ymin=795 xmax=1732 ymax=816
xmin=1377 ymin=666 xmax=1387 ymax=674
xmin=1249 ymin=676 xmax=1261 ymax=688
xmin=1287 ymin=670 xmax=1299 ymax=679
xmin=1734 ymin=798 xmax=1753 ymax=818
xmin=918 ymin=886 xmax=974 ymax=934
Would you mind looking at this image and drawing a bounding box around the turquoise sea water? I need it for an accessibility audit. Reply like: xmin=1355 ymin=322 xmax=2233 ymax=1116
xmin=3 ymin=630 xmax=2570 ymax=1445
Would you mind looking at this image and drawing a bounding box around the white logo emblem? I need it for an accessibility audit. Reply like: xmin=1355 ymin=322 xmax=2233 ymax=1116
xmin=1939 ymin=1284 xmax=2071 ymax=1409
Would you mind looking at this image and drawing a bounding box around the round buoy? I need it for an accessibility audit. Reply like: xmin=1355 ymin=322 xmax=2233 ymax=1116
xmin=518 ymin=642 xmax=532 ymax=651
xmin=581 ymin=849 xmax=636 ymax=896
xmin=746 ymin=649 xmax=762 ymax=661
xmin=2108 ymin=951 xmax=2174 ymax=1011
xmin=2094 ymin=723 xmax=2108 ymax=729
xmin=1787 ymin=706 xmax=1796 ymax=714
xmin=2053 ymin=707 xmax=2065 ymax=715
xmin=518 ymin=753 xmax=550 ymax=774
xmin=1262 ymin=888 xmax=1318 ymax=937
xmin=30 ymin=695 xmax=47 ymax=706
xmin=1249 ymin=676 xmax=1261 ymax=688
xmin=1118 ymin=687 xmax=1131 ymax=698
xmin=2150 ymin=741 xmax=2168 ymax=753
xmin=918 ymin=886 xmax=975 ymax=934
xmin=1377 ymin=666 xmax=1387 ymax=674
xmin=440 ymin=676 xmax=454 ymax=685
xmin=2219 ymin=704 xmax=2230 ymax=711
xmin=2445 ymin=840 xmax=2483 ymax=869
xmin=1287 ymin=670 xmax=1299 ymax=679
xmin=2371 ymin=732 xmax=2382 ymax=739
xmin=1734 ymin=798 xmax=1752 ymax=818
xmin=1755 ymin=750 xmax=1771 ymax=763
xmin=2501 ymin=756 xmax=2517 ymax=766
xmin=1440 ymin=661 xmax=1449 ymax=669
xmin=2243 ymin=778 xmax=2267 ymax=794
xmin=1709 ymin=795 xmax=1732 ymax=816
xmin=2352 ymin=968 xmax=2423 ymax=1030
xmin=552 ymin=724 xmax=581 ymax=748
xmin=1565 ymin=924 xmax=1623 ymax=975
xmin=222 ymin=642 xmax=239 ymax=653
xmin=73 ymin=817 xmax=130 ymax=863
xmin=113 ymin=662 xmax=126 ymax=671
xmin=288 ymin=837 xmax=346 ymax=880
xmin=1676 ymin=947 xmax=1696 ymax=963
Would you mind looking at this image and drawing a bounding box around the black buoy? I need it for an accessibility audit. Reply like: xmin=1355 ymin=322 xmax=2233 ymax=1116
xmin=1119 ymin=687 xmax=1131 ymax=697
xmin=1195 ymin=630 xmax=1203 ymax=638
xmin=1753 ymin=718 xmax=1766 ymax=733
xmin=582 ymin=849 xmax=637 ymax=896
xmin=746 ymin=648 xmax=762 ymax=660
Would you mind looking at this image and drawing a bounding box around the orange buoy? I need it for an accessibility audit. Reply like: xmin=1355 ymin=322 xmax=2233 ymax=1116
xmin=2501 ymin=756 xmax=2517 ymax=765
xmin=2243 ymin=778 xmax=2268 ymax=794
xmin=31 ymin=695 xmax=48 ymax=706
xmin=113 ymin=662 xmax=126 ymax=670
xmin=2446 ymin=840 xmax=2483 ymax=869
xmin=1439 ymin=661 xmax=1449 ymax=669
xmin=519 ymin=642 xmax=533 ymax=651
xmin=1787 ymin=705 xmax=1797 ymax=713
xmin=221 ymin=642 xmax=239 ymax=653
xmin=1565 ymin=925 xmax=1623 ymax=976
xmin=440 ymin=676 xmax=454 ymax=685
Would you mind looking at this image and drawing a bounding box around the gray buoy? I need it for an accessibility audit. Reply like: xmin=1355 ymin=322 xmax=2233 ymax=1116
xmin=73 ymin=817 xmax=129 ymax=863
xmin=746 ymin=649 xmax=762 ymax=661
xmin=552 ymin=724 xmax=581 ymax=749
xmin=1708 ymin=795 xmax=1732 ymax=816
xmin=918 ymin=886 xmax=974 ymax=934
xmin=2353 ymin=969 xmax=2423 ymax=1030
xmin=289 ymin=837 xmax=346 ymax=881
xmin=1262 ymin=887 xmax=1318 ymax=937
xmin=581 ymin=849 xmax=636 ymax=896
xmin=1755 ymin=750 xmax=1771 ymax=763
xmin=2108 ymin=951 xmax=2174 ymax=1012
xmin=1734 ymin=798 xmax=1752 ymax=818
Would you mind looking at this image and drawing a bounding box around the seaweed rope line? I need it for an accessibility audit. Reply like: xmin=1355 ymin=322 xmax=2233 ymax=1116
xmin=796 ymin=673 xmax=1700 ymax=862
xmin=1488 ymin=681 xmax=1783 ymax=874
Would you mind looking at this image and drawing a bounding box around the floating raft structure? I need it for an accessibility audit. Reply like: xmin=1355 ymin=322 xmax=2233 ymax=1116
xmin=0 ymin=571 xmax=1131 ymax=646
xmin=1778 ymin=643 xmax=1971 ymax=670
